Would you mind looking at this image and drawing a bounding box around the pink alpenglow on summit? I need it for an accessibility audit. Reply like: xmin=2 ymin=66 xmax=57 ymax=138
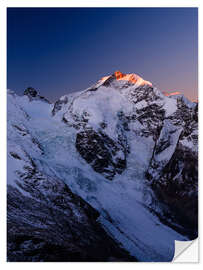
xmin=99 ymin=71 xmax=153 ymax=87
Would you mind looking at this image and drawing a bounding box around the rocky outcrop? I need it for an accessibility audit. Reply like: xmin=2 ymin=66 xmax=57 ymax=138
xmin=52 ymin=95 xmax=69 ymax=116
xmin=76 ymin=128 xmax=128 ymax=180
xmin=24 ymin=87 xmax=50 ymax=103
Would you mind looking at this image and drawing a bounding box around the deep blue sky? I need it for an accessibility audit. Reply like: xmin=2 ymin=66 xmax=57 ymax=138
xmin=7 ymin=8 xmax=198 ymax=102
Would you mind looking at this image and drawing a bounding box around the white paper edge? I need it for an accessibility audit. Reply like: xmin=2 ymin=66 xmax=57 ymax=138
xmin=173 ymin=238 xmax=199 ymax=262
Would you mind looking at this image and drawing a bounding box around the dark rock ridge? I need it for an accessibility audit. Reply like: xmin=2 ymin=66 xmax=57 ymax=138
xmin=148 ymin=143 xmax=198 ymax=238
xmin=8 ymin=174 xmax=133 ymax=262
xmin=76 ymin=128 xmax=128 ymax=180
xmin=24 ymin=87 xmax=50 ymax=103
xmin=8 ymin=179 xmax=133 ymax=261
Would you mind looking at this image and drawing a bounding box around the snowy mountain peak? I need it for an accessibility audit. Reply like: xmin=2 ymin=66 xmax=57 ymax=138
xmin=23 ymin=87 xmax=50 ymax=103
xmin=7 ymin=72 xmax=198 ymax=261
xmin=95 ymin=71 xmax=152 ymax=89
xmin=24 ymin=87 xmax=38 ymax=98
xmin=163 ymin=91 xmax=196 ymax=109
xmin=114 ymin=70 xmax=152 ymax=86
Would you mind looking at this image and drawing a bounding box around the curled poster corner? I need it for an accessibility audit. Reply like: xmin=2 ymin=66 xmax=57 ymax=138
xmin=173 ymin=238 xmax=199 ymax=263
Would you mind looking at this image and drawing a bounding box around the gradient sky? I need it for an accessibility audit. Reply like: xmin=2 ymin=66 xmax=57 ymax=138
xmin=7 ymin=8 xmax=198 ymax=102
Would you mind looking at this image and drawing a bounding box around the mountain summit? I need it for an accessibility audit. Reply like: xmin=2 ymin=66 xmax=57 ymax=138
xmin=100 ymin=70 xmax=152 ymax=85
xmin=94 ymin=70 xmax=152 ymax=89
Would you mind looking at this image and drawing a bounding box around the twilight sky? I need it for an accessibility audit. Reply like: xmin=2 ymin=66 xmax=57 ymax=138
xmin=7 ymin=8 xmax=198 ymax=102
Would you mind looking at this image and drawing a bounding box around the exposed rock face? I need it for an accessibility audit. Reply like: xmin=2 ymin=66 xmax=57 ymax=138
xmin=24 ymin=87 xmax=50 ymax=103
xmin=146 ymin=98 xmax=198 ymax=237
xmin=152 ymin=144 xmax=198 ymax=235
xmin=52 ymin=95 xmax=69 ymax=116
xmin=8 ymin=170 xmax=133 ymax=262
xmin=76 ymin=128 xmax=128 ymax=180
xmin=24 ymin=87 xmax=38 ymax=98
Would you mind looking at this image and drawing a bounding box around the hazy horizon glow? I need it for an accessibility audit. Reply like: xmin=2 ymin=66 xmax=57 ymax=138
xmin=7 ymin=8 xmax=198 ymax=102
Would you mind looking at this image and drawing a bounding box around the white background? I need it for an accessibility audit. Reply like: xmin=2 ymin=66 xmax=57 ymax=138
xmin=0 ymin=0 xmax=202 ymax=269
